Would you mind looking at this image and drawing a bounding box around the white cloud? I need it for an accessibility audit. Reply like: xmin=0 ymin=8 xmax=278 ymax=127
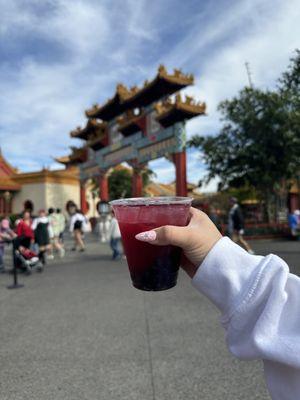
xmin=0 ymin=0 xmax=153 ymax=170
xmin=182 ymin=0 xmax=300 ymax=139
xmin=150 ymin=159 xmax=175 ymax=184
xmin=200 ymin=178 xmax=220 ymax=194
xmin=0 ymin=0 xmax=109 ymax=59
xmin=125 ymin=0 xmax=159 ymax=42
xmin=0 ymin=0 xmax=299 ymax=187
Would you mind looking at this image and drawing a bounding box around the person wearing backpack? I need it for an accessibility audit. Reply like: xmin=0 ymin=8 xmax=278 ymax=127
xmin=32 ymin=209 xmax=52 ymax=264
xmin=69 ymin=209 xmax=87 ymax=252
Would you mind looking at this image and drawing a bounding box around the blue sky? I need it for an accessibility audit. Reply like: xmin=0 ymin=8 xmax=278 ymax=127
xmin=0 ymin=0 xmax=299 ymax=191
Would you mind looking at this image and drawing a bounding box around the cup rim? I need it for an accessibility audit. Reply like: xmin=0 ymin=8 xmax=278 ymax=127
xmin=110 ymin=196 xmax=193 ymax=207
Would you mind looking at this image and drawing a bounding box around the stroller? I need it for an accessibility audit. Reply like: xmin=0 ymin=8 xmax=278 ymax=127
xmin=13 ymin=238 xmax=44 ymax=274
xmin=15 ymin=247 xmax=44 ymax=274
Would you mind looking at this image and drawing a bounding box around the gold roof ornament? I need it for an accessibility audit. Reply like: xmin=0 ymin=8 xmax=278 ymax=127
xmin=85 ymin=83 xmax=132 ymax=120
xmin=129 ymin=85 xmax=139 ymax=95
xmin=55 ymin=146 xmax=87 ymax=166
xmin=70 ymin=126 xmax=83 ymax=138
xmin=154 ymin=95 xmax=206 ymax=127
xmin=158 ymin=64 xmax=167 ymax=76
xmin=55 ymin=155 xmax=71 ymax=165
xmin=156 ymin=65 xmax=194 ymax=85
xmin=70 ymin=119 xmax=107 ymax=139
xmin=116 ymin=83 xmax=132 ymax=100
xmin=175 ymin=93 xmax=182 ymax=104
xmin=85 ymin=65 xmax=196 ymax=120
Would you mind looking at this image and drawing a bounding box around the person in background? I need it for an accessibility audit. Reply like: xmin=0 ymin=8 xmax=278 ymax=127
xmin=48 ymin=208 xmax=65 ymax=257
xmin=56 ymin=208 xmax=66 ymax=244
xmin=228 ymin=197 xmax=254 ymax=254
xmin=69 ymin=209 xmax=87 ymax=252
xmin=295 ymin=209 xmax=300 ymax=225
xmin=136 ymin=207 xmax=300 ymax=400
xmin=16 ymin=210 xmax=34 ymax=248
xmin=108 ymin=211 xmax=122 ymax=260
xmin=32 ymin=209 xmax=52 ymax=265
xmin=14 ymin=210 xmax=35 ymax=269
xmin=208 ymin=205 xmax=222 ymax=232
xmin=288 ymin=209 xmax=300 ymax=238
xmin=0 ymin=218 xmax=16 ymax=272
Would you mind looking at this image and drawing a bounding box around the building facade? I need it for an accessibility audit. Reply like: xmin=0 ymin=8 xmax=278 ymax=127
xmin=12 ymin=168 xmax=80 ymax=215
xmin=0 ymin=150 xmax=85 ymax=216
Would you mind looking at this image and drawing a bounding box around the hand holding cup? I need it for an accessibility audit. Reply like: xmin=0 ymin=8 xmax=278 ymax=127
xmin=136 ymin=207 xmax=222 ymax=278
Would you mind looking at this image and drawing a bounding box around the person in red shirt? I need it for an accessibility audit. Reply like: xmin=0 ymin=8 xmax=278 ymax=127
xmin=16 ymin=210 xmax=34 ymax=248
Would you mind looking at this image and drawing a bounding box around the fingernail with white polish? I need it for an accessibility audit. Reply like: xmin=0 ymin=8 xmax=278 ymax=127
xmin=135 ymin=230 xmax=157 ymax=242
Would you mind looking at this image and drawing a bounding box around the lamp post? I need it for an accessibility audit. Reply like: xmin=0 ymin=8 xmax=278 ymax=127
xmin=97 ymin=201 xmax=111 ymax=243
xmin=97 ymin=200 xmax=110 ymax=216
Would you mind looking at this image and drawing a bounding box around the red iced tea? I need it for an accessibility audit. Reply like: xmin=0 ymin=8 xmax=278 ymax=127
xmin=110 ymin=197 xmax=191 ymax=291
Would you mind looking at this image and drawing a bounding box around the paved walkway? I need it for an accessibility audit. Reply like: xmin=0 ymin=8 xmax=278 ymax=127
xmin=0 ymin=236 xmax=299 ymax=400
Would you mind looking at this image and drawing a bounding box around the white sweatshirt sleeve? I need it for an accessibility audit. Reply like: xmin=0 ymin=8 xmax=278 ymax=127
xmin=192 ymin=237 xmax=300 ymax=400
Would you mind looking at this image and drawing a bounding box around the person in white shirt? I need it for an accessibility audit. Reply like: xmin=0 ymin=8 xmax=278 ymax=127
xmin=135 ymin=207 xmax=300 ymax=400
xmin=32 ymin=209 xmax=52 ymax=264
xmin=108 ymin=211 xmax=122 ymax=260
xmin=69 ymin=209 xmax=87 ymax=252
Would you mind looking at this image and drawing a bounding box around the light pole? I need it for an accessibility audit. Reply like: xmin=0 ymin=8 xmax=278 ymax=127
xmin=97 ymin=201 xmax=111 ymax=243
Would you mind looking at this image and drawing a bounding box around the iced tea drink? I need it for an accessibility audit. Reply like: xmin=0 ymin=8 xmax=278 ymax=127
xmin=110 ymin=197 xmax=192 ymax=291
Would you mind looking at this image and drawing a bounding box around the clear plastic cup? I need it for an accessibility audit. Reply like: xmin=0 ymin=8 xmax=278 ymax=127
xmin=110 ymin=197 xmax=192 ymax=291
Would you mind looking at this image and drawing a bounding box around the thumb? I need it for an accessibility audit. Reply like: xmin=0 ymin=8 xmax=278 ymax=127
xmin=135 ymin=225 xmax=188 ymax=248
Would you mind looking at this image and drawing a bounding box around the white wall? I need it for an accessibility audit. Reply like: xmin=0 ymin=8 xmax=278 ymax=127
xmin=12 ymin=182 xmax=80 ymax=215
xmin=13 ymin=183 xmax=46 ymax=214
xmin=45 ymin=182 xmax=80 ymax=212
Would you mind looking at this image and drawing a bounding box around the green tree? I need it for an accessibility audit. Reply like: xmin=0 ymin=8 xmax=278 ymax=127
xmin=189 ymin=50 xmax=300 ymax=221
xmin=108 ymin=168 xmax=132 ymax=200
xmin=278 ymin=49 xmax=300 ymax=205
xmin=141 ymin=167 xmax=156 ymax=194
xmin=108 ymin=166 xmax=156 ymax=200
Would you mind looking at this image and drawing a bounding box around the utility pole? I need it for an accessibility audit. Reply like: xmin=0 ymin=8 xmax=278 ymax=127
xmin=245 ymin=61 xmax=253 ymax=88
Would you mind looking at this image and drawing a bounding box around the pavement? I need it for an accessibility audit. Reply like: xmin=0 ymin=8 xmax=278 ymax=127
xmin=0 ymin=236 xmax=299 ymax=400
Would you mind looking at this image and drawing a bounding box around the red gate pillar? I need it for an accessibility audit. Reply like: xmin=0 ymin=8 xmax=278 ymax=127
xmin=99 ymin=172 xmax=109 ymax=201
xmin=80 ymin=182 xmax=88 ymax=214
xmin=132 ymin=170 xmax=143 ymax=197
xmin=173 ymin=151 xmax=188 ymax=197
xmin=130 ymin=161 xmax=147 ymax=198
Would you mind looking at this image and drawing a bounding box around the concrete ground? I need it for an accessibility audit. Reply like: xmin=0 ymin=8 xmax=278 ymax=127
xmin=0 ymin=236 xmax=299 ymax=400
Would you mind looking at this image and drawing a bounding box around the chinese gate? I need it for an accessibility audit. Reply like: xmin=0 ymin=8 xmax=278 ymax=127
xmin=57 ymin=65 xmax=206 ymax=212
